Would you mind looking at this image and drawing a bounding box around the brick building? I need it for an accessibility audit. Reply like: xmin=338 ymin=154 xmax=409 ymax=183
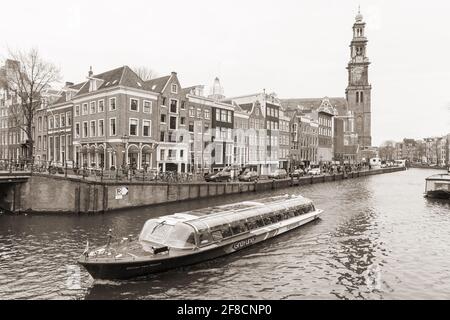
xmin=72 ymin=66 xmax=159 ymax=170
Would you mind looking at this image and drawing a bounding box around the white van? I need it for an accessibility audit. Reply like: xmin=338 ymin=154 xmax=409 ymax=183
xmin=394 ymin=160 xmax=407 ymax=168
xmin=369 ymin=158 xmax=382 ymax=169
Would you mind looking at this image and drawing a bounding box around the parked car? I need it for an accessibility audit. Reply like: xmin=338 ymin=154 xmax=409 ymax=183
xmin=204 ymin=169 xmax=232 ymax=182
xmin=290 ymin=169 xmax=305 ymax=178
xmin=238 ymin=171 xmax=259 ymax=182
xmin=268 ymin=169 xmax=288 ymax=180
xmin=308 ymin=168 xmax=321 ymax=176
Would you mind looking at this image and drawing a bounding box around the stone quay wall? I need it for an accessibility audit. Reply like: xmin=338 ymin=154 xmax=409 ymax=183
xmin=3 ymin=166 xmax=405 ymax=214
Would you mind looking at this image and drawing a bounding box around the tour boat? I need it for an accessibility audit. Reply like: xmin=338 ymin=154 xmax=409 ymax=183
xmin=77 ymin=194 xmax=323 ymax=280
xmin=424 ymin=168 xmax=450 ymax=200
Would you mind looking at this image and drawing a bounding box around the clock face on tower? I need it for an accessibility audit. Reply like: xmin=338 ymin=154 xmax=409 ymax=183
xmin=351 ymin=66 xmax=364 ymax=83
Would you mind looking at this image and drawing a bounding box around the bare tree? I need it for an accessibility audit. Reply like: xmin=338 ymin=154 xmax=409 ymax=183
xmin=5 ymin=48 xmax=61 ymax=160
xmin=132 ymin=66 xmax=158 ymax=81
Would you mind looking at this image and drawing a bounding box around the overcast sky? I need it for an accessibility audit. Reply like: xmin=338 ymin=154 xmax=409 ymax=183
xmin=1 ymin=0 xmax=449 ymax=146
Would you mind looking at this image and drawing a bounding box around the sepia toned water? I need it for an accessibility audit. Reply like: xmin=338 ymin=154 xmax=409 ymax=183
xmin=0 ymin=168 xmax=449 ymax=300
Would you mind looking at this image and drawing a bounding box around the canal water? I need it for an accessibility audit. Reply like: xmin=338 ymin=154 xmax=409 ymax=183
xmin=0 ymin=168 xmax=449 ymax=300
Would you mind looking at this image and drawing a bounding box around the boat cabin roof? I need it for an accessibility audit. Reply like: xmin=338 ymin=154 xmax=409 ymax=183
xmin=426 ymin=174 xmax=450 ymax=182
xmin=138 ymin=195 xmax=315 ymax=248
xmin=183 ymin=195 xmax=312 ymax=231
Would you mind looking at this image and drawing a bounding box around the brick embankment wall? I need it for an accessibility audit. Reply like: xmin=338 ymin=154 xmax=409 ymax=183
xmin=6 ymin=166 xmax=405 ymax=214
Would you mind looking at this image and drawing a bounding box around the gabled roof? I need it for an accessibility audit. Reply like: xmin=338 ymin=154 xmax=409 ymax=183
xmin=53 ymin=82 xmax=85 ymax=105
xmin=143 ymin=75 xmax=171 ymax=93
xmin=281 ymin=97 xmax=348 ymax=116
xmin=75 ymin=66 xmax=145 ymax=96
xmin=239 ymin=103 xmax=254 ymax=112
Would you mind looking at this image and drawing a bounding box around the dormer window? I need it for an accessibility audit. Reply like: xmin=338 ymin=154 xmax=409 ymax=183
xmin=171 ymin=84 xmax=178 ymax=93
xmin=65 ymin=91 xmax=73 ymax=101
xmin=89 ymin=79 xmax=97 ymax=92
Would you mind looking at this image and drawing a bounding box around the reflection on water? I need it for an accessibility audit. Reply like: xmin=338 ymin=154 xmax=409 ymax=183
xmin=1 ymin=168 xmax=450 ymax=300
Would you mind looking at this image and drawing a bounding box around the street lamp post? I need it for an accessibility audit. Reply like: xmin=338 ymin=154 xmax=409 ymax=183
xmin=121 ymin=134 xmax=130 ymax=167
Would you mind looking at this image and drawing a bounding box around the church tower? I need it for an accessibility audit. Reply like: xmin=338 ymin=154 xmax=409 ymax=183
xmin=346 ymin=8 xmax=372 ymax=147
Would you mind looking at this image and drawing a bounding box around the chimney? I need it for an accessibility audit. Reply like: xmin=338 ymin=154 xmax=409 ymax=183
xmin=88 ymin=66 xmax=93 ymax=78
xmin=171 ymin=71 xmax=177 ymax=76
xmin=65 ymin=81 xmax=74 ymax=88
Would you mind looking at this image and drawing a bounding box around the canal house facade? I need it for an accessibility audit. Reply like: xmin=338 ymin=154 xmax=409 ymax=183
xmin=149 ymin=72 xmax=189 ymax=173
xmin=72 ymin=66 xmax=159 ymax=170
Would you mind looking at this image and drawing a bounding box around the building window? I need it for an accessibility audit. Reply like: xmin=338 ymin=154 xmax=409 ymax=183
xmin=360 ymin=91 xmax=364 ymax=103
xmin=129 ymin=119 xmax=138 ymax=136
xmin=109 ymin=98 xmax=116 ymax=111
xmin=75 ymin=122 xmax=80 ymax=138
xmin=169 ymin=116 xmax=177 ymax=130
xmin=181 ymin=100 xmax=185 ymax=110
xmin=98 ymin=119 xmax=104 ymax=137
xmin=197 ymin=108 xmax=202 ymax=118
xmin=55 ymin=115 xmax=59 ymax=128
xmin=90 ymin=101 xmax=96 ymax=114
xmin=221 ymin=110 xmax=227 ymax=122
xmin=160 ymin=149 xmax=165 ymax=161
xmin=83 ymin=122 xmax=88 ymax=138
xmin=189 ymin=122 xmax=194 ymax=132
xmin=161 ymin=114 xmax=166 ymax=123
xmin=75 ymin=105 xmax=80 ymax=117
xmin=227 ymin=110 xmax=232 ymax=123
xmin=90 ymin=120 xmax=96 ymax=137
xmin=215 ymin=110 xmax=220 ymax=121
xmin=143 ymin=120 xmax=151 ymax=137
xmin=48 ymin=117 xmax=54 ymax=130
xmin=170 ymin=99 xmax=178 ymax=113
xmin=38 ymin=117 xmax=42 ymax=131
xmin=130 ymin=98 xmax=139 ymax=112
xmin=82 ymin=103 xmax=88 ymax=115
xmin=109 ymin=118 xmax=116 ymax=136
xmin=162 ymin=97 xmax=166 ymax=106
xmin=98 ymin=100 xmax=104 ymax=112
xmin=160 ymin=131 xmax=165 ymax=142
xmin=180 ymin=150 xmax=184 ymax=160
xmin=143 ymin=100 xmax=152 ymax=114
xmin=60 ymin=114 xmax=65 ymax=128
xmin=67 ymin=112 xmax=72 ymax=126
xmin=171 ymin=84 xmax=178 ymax=93
xmin=189 ymin=107 xmax=195 ymax=117
xmin=180 ymin=117 xmax=186 ymax=125
xmin=204 ymin=109 xmax=210 ymax=120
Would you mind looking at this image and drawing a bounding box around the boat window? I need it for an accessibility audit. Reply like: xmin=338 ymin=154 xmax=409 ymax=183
xmin=139 ymin=220 xmax=174 ymax=244
xmin=270 ymin=213 xmax=280 ymax=224
xmin=256 ymin=217 xmax=265 ymax=228
xmin=210 ymin=224 xmax=233 ymax=240
xmin=230 ymin=220 xmax=248 ymax=235
xmin=211 ymin=230 xmax=223 ymax=242
xmin=165 ymin=223 xmax=196 ymax=249
xmin=276 ymin=212 xmax=284 ymax=221
xmin=263 ymin=214 xmax=272 ymax=225
xmin=287 ymin=210 xmax=296 ymax=218
xmin=198 ymin=231 xmax=213 ymax=246
xmin=246 ymin=218 xmax=257 ymax=230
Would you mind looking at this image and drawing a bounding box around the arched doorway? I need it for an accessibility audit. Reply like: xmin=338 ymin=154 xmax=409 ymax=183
xmin=127 ymin=144 xmax=139 ymax=169
xmin=97 ymin=145 xmax=105 ymax=169
xmin=141 ymin=145 xmax=153 ymax=170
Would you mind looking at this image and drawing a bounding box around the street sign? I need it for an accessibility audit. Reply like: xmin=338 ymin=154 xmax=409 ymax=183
xmin=115 ymin=187 xmax=129 ymax=200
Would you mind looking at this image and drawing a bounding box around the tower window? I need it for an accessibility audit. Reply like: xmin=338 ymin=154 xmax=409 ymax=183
xmin=360 ymin=92 xmax=364 ymax=103
xmin=356 ymin=92 xmax=359 ymax=103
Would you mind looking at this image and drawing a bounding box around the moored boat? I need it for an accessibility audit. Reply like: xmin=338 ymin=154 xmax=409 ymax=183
xmin=424 ymin=168 xmax=450 ymax=200
xmin=77 ymin=194 xmax=323 ymax=280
